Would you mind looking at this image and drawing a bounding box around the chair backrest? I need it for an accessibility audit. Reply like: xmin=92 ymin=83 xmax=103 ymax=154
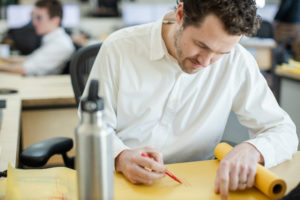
xmin=256 ymin=20 xmax=274 ymax=39
xmin=69 ymin=43 xmax=102 ymax=105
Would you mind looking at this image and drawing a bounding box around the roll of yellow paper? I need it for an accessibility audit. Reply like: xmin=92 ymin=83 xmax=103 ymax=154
xmin=214 ymin=142 xmax=286 ymax=200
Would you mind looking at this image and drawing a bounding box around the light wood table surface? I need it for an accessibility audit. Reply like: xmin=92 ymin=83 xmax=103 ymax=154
xmin=20 ymin=75 xmax=75 ymax=107
xmin=240 ymin=38 xmax=276 ymax=71
xmin=0 ymin=95 xmax=21 ymax=171
xmin=0 ymin=72 xmax=77 ymax=170
xmin=0 ymin=72 xmax=76 ymax=108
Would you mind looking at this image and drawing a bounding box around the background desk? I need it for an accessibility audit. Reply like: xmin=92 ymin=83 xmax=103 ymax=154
xmin=0 ymin=95 xmax=21 ymax=171
xmin=0 ymin=72 xmax=77 ymax=169
xmin=20 ymin=75 xmax=75 ymax=108
xmin=240 ymin=37 xmax=276 ymax=71
xmin=0 ymin=72 xmax=75 ymax=108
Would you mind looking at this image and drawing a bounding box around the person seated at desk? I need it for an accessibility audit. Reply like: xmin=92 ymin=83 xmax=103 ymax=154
xmin=274 ymin=0 xmax=300 ymax=62
xmin=0 ymin=0 xmax=75 ymax=76
xmin=83 ymin=0 xmax=298 ymax=199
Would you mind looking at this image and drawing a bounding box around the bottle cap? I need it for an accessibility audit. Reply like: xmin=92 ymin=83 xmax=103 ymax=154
xmin=81 ymin=79 xmax=104 ymax=112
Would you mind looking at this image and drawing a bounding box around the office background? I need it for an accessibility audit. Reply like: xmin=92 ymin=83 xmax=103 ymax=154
xmin=0 ymin=0 xmax=299 ymax=153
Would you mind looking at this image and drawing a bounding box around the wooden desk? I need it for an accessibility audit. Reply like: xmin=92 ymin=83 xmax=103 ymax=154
xmin=240 ymin=37 xmax=276 ymax=71
xmin=0 ymin=72 xmax=77 ymax=170
xmin=114 ymin=151 xmax=300 ymax=199
xmin=0 ymin=96 xmax=21 ymax=171
xmin=20 ymin=75 xmax=75 ymax=108
xmin=1 ymin=152 xmax=300 ymax=199
xmin=0 ymin=72 xmax=76 ymax=108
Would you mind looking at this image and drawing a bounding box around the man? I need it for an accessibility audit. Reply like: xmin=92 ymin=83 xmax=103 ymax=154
xmin=274 ymin=0 xmax=300 ymax=61
xmin=83 ymin=0 xmax=298 ymax=199
xmin=0 ymin=0 xmax=74 ymax=76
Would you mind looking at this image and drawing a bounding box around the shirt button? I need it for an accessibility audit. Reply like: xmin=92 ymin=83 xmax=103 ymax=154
xmin=161 ymin=121 xmax=169 ymax=127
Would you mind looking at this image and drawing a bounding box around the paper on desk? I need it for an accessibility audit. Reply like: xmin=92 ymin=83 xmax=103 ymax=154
xmin=5 ymin=161 xmax=269 ymax=200
xmin=5 ymin=164 xmax=77 ymax=200
xmin=0 ymin=178 xmax=6 ymax=200
xmin=5 ymin=146 xmax=274 ymax=200
xmin=114 ymin=160 xmax=269 ymax=200
xmin=277 ymin=59 xmax=300 ymax=74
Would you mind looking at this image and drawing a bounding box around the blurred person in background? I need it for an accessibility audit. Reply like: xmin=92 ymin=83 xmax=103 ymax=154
xmin=274 ymin=0 xmax=300 ymax=62
xmin=0 ymin=0 xmax=74 ymax=76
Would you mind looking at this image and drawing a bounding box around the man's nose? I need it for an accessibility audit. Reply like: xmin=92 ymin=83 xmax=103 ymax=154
xmin=197 ymin=52 xmax=214 ymax=67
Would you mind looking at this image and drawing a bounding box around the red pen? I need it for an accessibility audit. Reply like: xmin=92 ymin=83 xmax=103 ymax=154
xmin=141 ymin=153 xmax=182 ymax=184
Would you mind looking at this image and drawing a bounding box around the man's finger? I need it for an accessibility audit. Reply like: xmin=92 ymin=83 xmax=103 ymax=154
xmin=238 ymin=165 xmax=248 ymax=190
xmin=132 ymin=164 xmax=165 ymax=182
xmin=136 ymin=154 xmax=166 ymax=173
xmin=246 ymin=165 xmax=256 ymax=188
xmin=147 ymin=151 xmax=164 ymax=165
xmin=218 ymin=161 xmax=230 ymax=199
xmin=214 ymin=176 xmax=220 ymax=194
xmin=229 ymin=162 xmax=239 ymax=191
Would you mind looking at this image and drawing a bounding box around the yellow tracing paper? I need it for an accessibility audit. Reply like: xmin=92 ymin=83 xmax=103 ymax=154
xmin=0 ymin=178 xmax=6 ymax=200
xmin=114 ymin=160 xmax=269 ymax=200
xmin=4 ymin=160 xmax=270 ymax=200
xmin=5 ymin=164 xmax=77 ymax=200
xmin=277 ymin=59 xmax=300 ymax=74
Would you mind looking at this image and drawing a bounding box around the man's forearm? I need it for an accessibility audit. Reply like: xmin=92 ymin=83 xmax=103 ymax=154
xmin=0 ymin=63 xmax=26 ymax=75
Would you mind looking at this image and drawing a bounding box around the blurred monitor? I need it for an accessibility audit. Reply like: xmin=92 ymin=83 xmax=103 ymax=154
xmin=89 ymin=0 xmax=119 ymax=17
xmin=7 ymin=4 xmax=80 ymax=29
xmin=7 ymin=5 xmax=34 ymax=29
xmin=61 ymin=4 xmax=80 ymax=28
xmin=257 ymin=3 xmax=279 ymax=22
xmin=122 ymin=2 xmax=175 ymax=26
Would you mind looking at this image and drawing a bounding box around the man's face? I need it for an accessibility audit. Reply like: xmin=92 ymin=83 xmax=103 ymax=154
xmin=174 ymin=13 xmax=242 ymax=74
xmin=32 ymin=7 xmax=59 ymax=35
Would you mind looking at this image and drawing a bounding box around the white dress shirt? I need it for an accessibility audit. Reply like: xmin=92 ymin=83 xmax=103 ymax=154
xmin=24 ymin=27 xmax=75 ymax=76
xmin=84 ymin=13 xmax=298 ymax=168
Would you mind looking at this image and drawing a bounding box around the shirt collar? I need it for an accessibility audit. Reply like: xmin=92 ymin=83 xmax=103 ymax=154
xmin=42 ymin=27 xmax=64 ymax=44
xmin=150 ymin=11 xmax=176 ymax=61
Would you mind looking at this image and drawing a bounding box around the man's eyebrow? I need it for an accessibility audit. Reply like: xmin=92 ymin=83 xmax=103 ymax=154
xmin=195 ymin=41 xmax=231 ymax=54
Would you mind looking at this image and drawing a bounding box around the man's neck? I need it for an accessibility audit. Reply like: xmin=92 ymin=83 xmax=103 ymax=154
xmin=162 ymin=22 xmax=177 ymax=59
xmin=41 ymin=26 xmax=60 ymax=37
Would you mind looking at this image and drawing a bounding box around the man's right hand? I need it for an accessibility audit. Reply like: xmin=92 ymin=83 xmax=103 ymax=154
xmin=115 ymin=147 xmax=167 ymax=184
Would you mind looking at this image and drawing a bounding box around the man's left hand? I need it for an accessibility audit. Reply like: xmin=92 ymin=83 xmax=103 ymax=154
xmin=214 ymin=142 xmax=264 ymax=200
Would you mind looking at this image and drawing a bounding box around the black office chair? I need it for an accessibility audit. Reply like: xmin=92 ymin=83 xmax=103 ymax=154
xmin=70 ymin=43 xmax=102 ymax=105
xmin=20 ymin=43 xmax=102 ymax=169
xmin=255 ymin=20 xmax=274 ymax=39
xmin=4 ymin=22 xmax=42 ymax=55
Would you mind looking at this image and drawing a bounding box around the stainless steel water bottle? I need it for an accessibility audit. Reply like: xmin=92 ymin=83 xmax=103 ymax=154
xmin=75 ymin=79 xmax=114 ymax=200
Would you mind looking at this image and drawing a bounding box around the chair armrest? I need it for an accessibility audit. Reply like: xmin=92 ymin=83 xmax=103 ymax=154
xmin=21 ymin=137 xmax=73 ymax=168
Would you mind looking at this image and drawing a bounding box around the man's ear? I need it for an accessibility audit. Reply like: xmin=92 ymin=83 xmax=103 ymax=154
xmin=176 ymin=3 xmax=184 ymax=25
xmin=51 ymin=16 xmax=61 ymax=27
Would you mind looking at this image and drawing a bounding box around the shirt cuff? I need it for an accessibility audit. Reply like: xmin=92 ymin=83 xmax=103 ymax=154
xmin=245 ymin=138 xmax=276 ymax=168
xmin=112 ymin=133 xmax=130 ymax=171
xmin=23 ymin=59 xmax=37 ymax=76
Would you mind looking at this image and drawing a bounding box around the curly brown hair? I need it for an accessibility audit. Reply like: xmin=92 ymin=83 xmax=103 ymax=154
xmin=176 ymin=0 xmax=261 ymax=36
